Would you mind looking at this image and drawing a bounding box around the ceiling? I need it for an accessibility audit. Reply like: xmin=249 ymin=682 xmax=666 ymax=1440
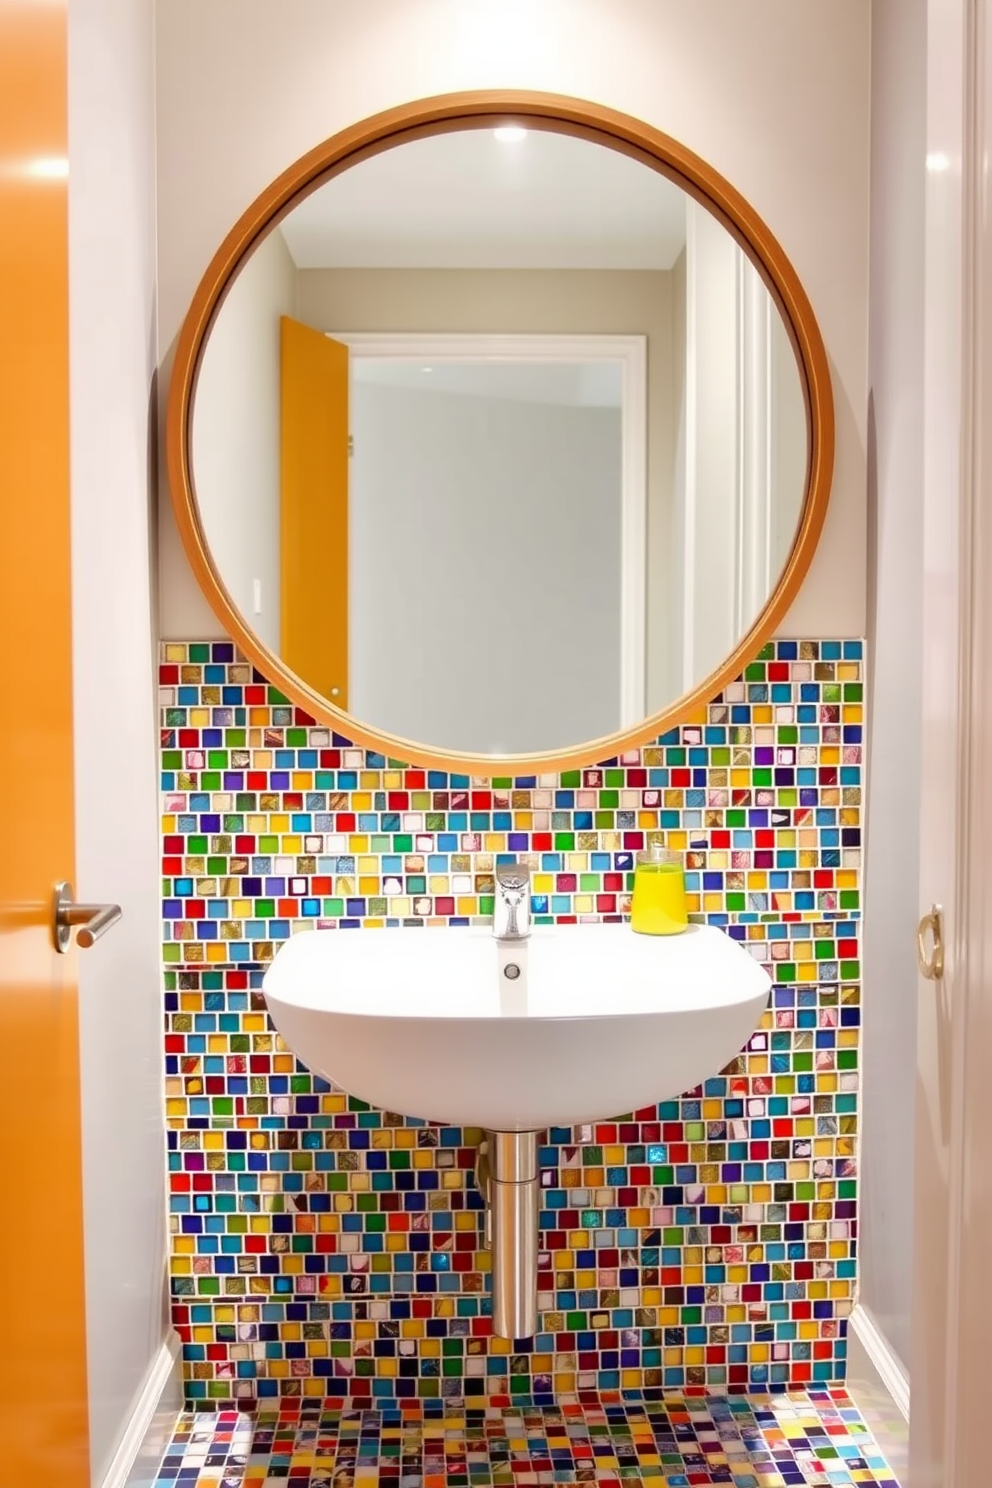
xmin=278 ymin=125 xmax=688 ymax=271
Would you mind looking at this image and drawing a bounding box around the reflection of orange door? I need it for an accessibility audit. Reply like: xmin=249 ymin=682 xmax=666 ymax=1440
xmin=280 ymin=318 xmax=350 ymax=706
xmin=0 ymin=3 xmax=90 ymax=1481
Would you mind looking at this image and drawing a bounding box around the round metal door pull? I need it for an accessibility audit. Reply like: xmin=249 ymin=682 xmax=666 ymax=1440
xmin=917 ymin=903 xmax=944 ymax=981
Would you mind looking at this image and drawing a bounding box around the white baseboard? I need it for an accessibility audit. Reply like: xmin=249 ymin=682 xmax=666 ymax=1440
xmin=845 ymin=1304 xmax=910 ymax=1481
xmin=98 ymin=1331 xmax=183 ymax=1488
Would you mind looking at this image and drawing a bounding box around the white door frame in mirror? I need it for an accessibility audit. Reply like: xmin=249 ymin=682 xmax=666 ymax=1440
xmin=330 ymin=331 xmax=647 ymax=727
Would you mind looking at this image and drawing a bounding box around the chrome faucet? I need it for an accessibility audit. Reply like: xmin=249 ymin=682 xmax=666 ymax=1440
xmin=493 ymin=861 xmax=532 ymax=941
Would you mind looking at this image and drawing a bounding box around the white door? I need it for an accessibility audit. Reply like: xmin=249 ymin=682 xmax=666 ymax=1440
xmin=909 ymin=2 xmax=992 ymax=1484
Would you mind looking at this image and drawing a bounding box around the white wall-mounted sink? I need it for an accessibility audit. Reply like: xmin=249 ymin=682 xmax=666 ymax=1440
xmin=262 ymin=923 xmax=770 ymax=1131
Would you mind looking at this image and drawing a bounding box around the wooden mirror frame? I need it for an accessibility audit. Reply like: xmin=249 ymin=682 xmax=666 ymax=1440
xmin=166 ymin=90 xmax=834 ymax=777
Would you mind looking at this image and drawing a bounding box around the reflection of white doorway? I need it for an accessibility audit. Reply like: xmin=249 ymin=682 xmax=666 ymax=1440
xmin=332 ymin=332 xmax=646 ymax=755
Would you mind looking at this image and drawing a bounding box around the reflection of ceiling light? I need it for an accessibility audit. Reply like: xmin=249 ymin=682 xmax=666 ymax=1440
xmin=25 ymin=156 xmax=69 ymax=179
xmin=421 ymin=366 xmax=433 ymax=373
xmin=926 ymin=151 xmax=950 ymax=172
xmin=493 ymin=125 xmax=527 ymax=143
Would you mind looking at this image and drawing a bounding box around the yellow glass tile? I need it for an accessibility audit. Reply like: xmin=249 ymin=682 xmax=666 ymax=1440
xmin=358 ymin=877 xmax=380 ymax=895
xmin=485 ymin=834 xmax=505 ymax=852
xmin=574 ymin=895 xmax=593 ymax=913
xmin=268 ymin=815 xmax=290 ymax=833
xmin=752 ymin=706 xmax=773 ymax=723
xmin=383 ymin=771 xmax=404 ymax=789
xmin=843 ymin=705 xmax=863 ymax=723
xmin=401 ymin=1320 xmax=425 ymax=1338
xmin=189 ymin=707 xmax=210 ymax=727
xmin=161 ymin=815 xmax=176 ymax=833
xmin=457 ymin=897 xmax=478 ymax=916
xmin=351 ymin=793 xmax=372 ymax=811
xmin=703 ymin=893 xmax=723 ymax=913
xmin=174 ymin=1237 xmax=195 ymax=1255
xmin=348 ymin=836 xmax=370 ymax=852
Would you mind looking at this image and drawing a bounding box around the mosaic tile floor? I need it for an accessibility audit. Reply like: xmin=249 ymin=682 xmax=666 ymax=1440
xmin=155 ymin=1389 xmax=900 ymax=1485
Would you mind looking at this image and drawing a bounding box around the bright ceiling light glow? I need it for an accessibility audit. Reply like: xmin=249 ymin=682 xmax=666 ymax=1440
xmin=25 ymin=156 xmax=69 ymax=179
xmin=493 ymin=125 xmax=527 ymax=143
xmin=926 ymin=152 xmax=950 ymax=173
xmin=421 ymin=366 xmax=433 ymax=373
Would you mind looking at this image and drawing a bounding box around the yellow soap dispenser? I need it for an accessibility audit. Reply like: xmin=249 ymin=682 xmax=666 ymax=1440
xmin=630 ymin=840 xmax=688 ymax=935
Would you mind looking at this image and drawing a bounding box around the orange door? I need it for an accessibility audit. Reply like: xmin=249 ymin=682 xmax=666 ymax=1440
xmin=0 ymin=1 xmax=91 ymax=1480
xmin=280 ymin=317 xmax=350 ymax=704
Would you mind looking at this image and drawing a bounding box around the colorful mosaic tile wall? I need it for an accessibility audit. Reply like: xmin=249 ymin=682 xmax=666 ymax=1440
xmin=160 ymin=638 xmax=863 ymax=1408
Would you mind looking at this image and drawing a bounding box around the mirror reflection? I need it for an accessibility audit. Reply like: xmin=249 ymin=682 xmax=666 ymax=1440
xmin=192 ymin=124 xmax=807 ymax=756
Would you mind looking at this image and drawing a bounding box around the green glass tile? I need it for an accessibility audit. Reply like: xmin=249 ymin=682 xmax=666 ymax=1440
xmin=162 ymin=750 xmax=183 ymax=768
xmin=187 ymin=835 xmax=208 ymax=853
xmin=710 ymin=748 xmax=730 ymax=765
xmin=841 ymin=960 xmax=860 ymax=979
xmin=323 ymin=899 xmax=344 ymax=916
xmin=744 ymin=662 xmax=766 ymax=680
xmin=605 ymin=769 xmax=625 ymax=787
xmin=840 ymin=889 xmax=860 ymax=909
xmin=188 ymin=643 xmax=210 ymax=662
xmin=726 ymin=810 xmax=746 ymax=827
xmin=388 ymin=1152 xmax=411 ymax=1169
xmin=652 ymin=1167 xmax=673 ymax=1184
xmin=255 ymin=900 xmax=275 ymax=918
xmin=287 ymin=728 xmax=307 ymax=746
xmin=207 ymin=856 xmax=226 ymax=874
xmin=580 ymin=874 xmax=599 ymax=891
xmin=753 ymin=769 xmax=772 ymax=786
xmin=559 ymin=770 xmax=581 ymax=787
xmin=267 ymin=686 xmax=291 ymax=704
xmin=822 ymin=683 xmax=841 ymax=702
xmin=226 ymin=730 xmax=246 ymax=746
xmin=838 ymin=1050 xmax=858 ymax=1069
xmin=554 ymin=833 xmax=575 ymax=851
xmin=777 ymin=726 xmax=798 ymax=744
xmin=775 ymin=965 xmax=796 ymax=982
xmin=259 ymin=836 xmax=279 ymax=853
xmin=815 ymin=941 xmax=835 ymax=959
xmin=201 ymin=772 xmax=221 ymax=789
xmin=599 ymin=790 xmax=620 ymax=807
xmin=393 ymin=835 xmax=413 ymax=851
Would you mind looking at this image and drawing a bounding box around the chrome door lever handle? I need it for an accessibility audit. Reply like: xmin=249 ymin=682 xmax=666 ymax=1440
xmin=54 ymin=881 xmax=122 ymax=953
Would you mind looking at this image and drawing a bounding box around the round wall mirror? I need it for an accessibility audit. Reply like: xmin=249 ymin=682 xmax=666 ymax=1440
xmin=167 ymin=92 xmax=833 ymax=775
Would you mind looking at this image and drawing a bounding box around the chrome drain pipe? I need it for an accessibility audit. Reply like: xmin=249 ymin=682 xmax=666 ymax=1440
xmin=486 ymin=1131 xmax=539 ymax=1340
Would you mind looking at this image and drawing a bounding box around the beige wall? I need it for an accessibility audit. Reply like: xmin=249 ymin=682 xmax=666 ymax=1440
xmin=68 ymin=0 xmax=178 ymax=1478
xmin=297 ymin=266 xmax=677 ymax=699
xmin=155 ymin=0 xmax=869 ymax=642
xmin=194 ymin=226 xmax=297 ymax=652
